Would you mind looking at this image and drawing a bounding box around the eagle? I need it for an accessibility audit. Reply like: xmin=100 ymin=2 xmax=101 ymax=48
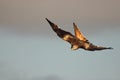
xmin=46 ymin=18 xmax=113 ymax=51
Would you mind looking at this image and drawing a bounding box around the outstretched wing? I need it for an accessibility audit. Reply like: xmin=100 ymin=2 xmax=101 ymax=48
xmin=46 ymin=18 xmax=75 ymax=44
xmin=87 ymin=43 xmax=113 ymax=51
xmin=73 ymin=23 xmax=88 ymax=42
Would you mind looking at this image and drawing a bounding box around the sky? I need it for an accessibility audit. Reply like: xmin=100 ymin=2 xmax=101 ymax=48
xmin=0 ymin=0 xmax=120 ymax=80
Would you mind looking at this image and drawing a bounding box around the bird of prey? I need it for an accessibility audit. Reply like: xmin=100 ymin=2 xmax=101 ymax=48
xmin=46 ymin=18 xmax=113 ymax=51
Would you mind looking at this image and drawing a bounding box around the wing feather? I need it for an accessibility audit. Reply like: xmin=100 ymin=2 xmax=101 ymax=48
xmin=46 ymin=18 xmax=75 ymax=44
xmin=73 ymin=23 xmax=88 ymax=41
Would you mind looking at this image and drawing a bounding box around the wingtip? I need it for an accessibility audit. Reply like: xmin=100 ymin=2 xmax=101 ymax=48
xmin=73 ymin=22 xmax=76 ymax=26
xmin=45 ymin=18 xmax=53 ymax=24
xmin=104 ymin=47 xmax=113 ymax=50
xmin=45 ymin=18 xmax=49 ymax=21
xmin=108 ymin=47 xmax=113 ymax=49
xmin=73 ymin=22 xmax=77 ymax=29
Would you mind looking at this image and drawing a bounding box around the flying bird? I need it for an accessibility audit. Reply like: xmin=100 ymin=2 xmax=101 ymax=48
xmin=46 ymin=18 xmax=113 ymax=51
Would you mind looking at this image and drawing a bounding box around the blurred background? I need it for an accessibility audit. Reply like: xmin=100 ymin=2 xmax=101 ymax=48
xmin=0 ymin=0 xmax=120 ymax=80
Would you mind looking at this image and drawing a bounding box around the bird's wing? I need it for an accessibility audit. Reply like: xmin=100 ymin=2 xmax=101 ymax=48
xmin=46 ymin=18 xmax=75 ymax=44
xmin=87 ymin=43 xmax=113 ymax=51
xmin=73 ymin=23 xmax=88 ymax=42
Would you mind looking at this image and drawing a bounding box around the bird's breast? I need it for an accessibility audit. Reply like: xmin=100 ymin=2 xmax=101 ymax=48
xmin=84 ymin=43 xmax=90 ymax=49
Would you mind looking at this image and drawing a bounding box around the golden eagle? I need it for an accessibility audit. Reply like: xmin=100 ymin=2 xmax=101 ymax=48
xmin=46 ymin=18 xmax=113 ymax=51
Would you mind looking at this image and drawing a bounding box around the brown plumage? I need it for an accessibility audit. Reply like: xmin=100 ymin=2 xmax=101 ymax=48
xmin=46 ymin=18 xmax=113 ymax=51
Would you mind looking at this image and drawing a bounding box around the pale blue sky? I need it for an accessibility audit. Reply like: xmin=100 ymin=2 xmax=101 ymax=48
xmin=0 ymin=0 xmax=120 ymax=80
xmin=0 ymin=25 xmax=120 ymax=80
